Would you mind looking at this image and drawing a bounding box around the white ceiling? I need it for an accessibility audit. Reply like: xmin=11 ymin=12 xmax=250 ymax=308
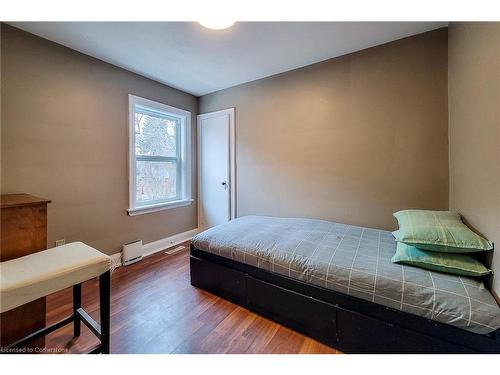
xmin=10 ymin=22 xmax=447 ymax=96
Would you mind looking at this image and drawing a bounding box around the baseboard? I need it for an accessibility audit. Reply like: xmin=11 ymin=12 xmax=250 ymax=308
xmin=109 ymin=228 xmax=199 ymax=270
xmin=110 ymin=252 xmax=122 ymax=271
xmin=142 ymin=228 xmax=198 ymax=257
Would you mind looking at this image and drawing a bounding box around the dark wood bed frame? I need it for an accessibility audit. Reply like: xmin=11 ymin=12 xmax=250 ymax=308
xmin=190 ymin=245 xmax=500 ymax=353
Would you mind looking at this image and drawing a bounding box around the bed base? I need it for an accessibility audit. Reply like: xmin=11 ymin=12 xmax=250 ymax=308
xmin=190 ymin=246 xmax=500 ymax=353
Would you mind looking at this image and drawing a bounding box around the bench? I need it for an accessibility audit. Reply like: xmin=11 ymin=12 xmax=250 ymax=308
xmin=0 ymin=242 xmax=111 ymax=354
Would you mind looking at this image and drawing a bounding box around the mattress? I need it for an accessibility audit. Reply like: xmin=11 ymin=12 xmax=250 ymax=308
xmin=192 ymin=216 xmax=500 ymax=335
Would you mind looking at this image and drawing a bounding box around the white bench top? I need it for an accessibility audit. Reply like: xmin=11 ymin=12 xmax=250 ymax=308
xmin=1 ymin=242 xmax=111 ymax=313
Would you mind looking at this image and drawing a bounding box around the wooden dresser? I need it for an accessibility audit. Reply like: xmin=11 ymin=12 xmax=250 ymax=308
xmin=1 ymin=194 xmax=51 ymax=349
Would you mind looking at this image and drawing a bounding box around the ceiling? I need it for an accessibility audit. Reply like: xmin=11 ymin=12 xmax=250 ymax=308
xmin=10 ymin=22 xmax=447 ymax=96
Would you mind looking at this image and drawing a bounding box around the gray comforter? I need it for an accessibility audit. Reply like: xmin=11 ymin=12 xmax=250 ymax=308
xmin=192 ymin=216 xmax=500 ymax=335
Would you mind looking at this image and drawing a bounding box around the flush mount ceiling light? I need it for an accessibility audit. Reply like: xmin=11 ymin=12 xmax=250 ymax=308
xmin=198 ymin=20 xmax=235 ymax=30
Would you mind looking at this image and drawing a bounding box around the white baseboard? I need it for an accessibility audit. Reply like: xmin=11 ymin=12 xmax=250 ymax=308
xmin=110 ymin=252 xmax=122 ymax=271
xmin=142 ymin=228 xmax=198 ymax=257
xmin=109 ymin=228 xmax=198 ymax=270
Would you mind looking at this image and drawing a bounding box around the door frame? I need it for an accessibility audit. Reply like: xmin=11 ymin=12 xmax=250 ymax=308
xmin=197 ymin=108 xmax=236 ymax=230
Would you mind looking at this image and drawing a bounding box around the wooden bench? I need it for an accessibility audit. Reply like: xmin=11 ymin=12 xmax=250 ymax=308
xmin=0 ymin=242 xmax=111 ymax=354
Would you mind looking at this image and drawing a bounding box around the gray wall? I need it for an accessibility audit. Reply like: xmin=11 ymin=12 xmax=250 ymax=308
xmin=200 ymin=28 xmax=449 ymax=230
xmin=448 ymin=22 xmax=500 ymax=296
xmin=1 ymin=24 xmax=198 ymax=255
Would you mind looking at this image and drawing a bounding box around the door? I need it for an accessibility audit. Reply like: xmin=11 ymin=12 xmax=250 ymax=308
xmin=197 ymin=108 xmax=235 ymax=230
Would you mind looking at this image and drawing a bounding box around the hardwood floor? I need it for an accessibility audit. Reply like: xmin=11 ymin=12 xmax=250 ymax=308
xmin=45 ymin=243 xmax=339 ymax=354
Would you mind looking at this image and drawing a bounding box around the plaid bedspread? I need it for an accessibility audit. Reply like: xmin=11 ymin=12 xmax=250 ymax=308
xmin=192 ymin=216 xmax=500 ymax=334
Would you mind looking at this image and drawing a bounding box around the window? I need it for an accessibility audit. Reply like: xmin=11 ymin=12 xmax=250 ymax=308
xmin=128 ymin=95 xmax=192 ymax=215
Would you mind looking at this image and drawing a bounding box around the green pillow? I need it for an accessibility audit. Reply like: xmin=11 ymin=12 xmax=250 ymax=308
xmin=391 ymin=242 xmax=491 ymax=277
xmin=393 ymin=209 xmax=493 ymax=253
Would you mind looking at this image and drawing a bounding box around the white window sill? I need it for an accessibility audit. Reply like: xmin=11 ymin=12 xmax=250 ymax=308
xmin=127 ymin=199 xmax=193 ymax=216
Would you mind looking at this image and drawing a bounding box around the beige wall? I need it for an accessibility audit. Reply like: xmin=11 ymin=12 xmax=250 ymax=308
xmin=1 ymin=24 xmax=198 ymax=255
xmin=200 ymin=29 xmax=449 ymax=230
xmin=448 ymin=22 xmax=500 ymax=295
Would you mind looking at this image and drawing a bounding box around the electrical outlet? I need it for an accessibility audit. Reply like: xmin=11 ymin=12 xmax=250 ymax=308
xmin=55 ymin=239 xmax=65 ymax=247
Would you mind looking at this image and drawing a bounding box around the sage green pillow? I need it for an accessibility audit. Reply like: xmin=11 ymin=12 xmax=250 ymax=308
xmin=393 ymin=209 xmax=493 ymax=253
xmin=392 ymin=242 xmax=491 ymax=277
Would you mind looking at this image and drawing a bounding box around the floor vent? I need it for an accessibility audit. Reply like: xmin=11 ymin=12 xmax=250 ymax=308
xmin=165 ymin=245 xmax=187 ymax=255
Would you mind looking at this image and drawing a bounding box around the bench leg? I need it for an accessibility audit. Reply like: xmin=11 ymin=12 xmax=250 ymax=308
xmin=73 ymin=283 xmax=82 ymax=337
xmin=99 ymin=270 xmax=111 ymax=354
xmin=7 ymin=274 xmax=110 ymax=354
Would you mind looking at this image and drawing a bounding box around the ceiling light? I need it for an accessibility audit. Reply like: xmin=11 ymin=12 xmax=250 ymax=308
xmin=198 ymin=20 xmax=235 ymax=30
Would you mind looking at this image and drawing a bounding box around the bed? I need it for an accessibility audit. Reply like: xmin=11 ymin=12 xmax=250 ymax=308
xmin=190 ymin=216 xmax=500 ymax=353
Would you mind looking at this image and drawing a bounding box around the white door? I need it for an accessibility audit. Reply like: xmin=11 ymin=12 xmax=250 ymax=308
xmin=198 ymin=108 xmax=235 ymax=230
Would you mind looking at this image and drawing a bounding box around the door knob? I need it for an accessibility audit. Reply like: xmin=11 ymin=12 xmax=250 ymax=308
xmin=221 ymin=181 xmax=227 ymax=189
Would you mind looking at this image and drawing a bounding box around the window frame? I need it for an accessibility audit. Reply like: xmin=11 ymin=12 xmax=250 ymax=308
xmin=127 ymin=94 xmax=192 ymax=216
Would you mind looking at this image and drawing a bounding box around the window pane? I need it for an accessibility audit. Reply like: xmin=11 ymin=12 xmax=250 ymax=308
xmin=136 ymin=160 xmax=177 ymax=204
xmin=135 ymin=110 xmax=178 ymax=157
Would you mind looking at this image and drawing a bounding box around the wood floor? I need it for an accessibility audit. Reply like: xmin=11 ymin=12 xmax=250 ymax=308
xmin=45 ymin=243 xmax=339 ymax=354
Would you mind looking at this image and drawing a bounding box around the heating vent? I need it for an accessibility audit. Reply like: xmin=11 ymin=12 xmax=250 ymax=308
xmin=122 ymin=240 xmax=143 ymax=266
